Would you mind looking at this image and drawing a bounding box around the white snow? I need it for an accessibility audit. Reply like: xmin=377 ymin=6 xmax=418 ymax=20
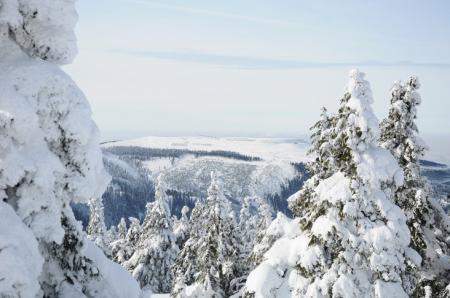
xmin=83 ymin=240 xmax=142 ymax=298
xmin=0 ymin=202 xmax=43 ymax=298
xmin=315 ymin=172 xmax=351 ymax=204
xmin=108 ymin=138 xmax=305 ymax=200
xmin=245 ymin=70 xmax=414 ymax=298
xmin=103 ymin=136 xmax=310 ymax=163
xmin=0 ymin=30 xmax=109 ymax=243
xmin=0 ymin=2 xmax=138 ymax=296
xmin=104 ymin=152 xmax=140 ymax=179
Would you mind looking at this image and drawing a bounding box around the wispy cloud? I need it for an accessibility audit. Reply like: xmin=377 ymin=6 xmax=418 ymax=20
xmin=111 ymin=49 xmax=450 ymax=70
xmin=127 ymin=0 xmax=298 ymax=26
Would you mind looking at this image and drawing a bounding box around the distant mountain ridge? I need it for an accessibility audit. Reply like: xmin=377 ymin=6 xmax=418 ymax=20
xmin=73 ymin=137 xmax=450 ymax=228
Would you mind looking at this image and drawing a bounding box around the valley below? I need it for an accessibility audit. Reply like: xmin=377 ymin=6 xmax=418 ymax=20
xmin=73 ymin=136 xmax=450 ymax=227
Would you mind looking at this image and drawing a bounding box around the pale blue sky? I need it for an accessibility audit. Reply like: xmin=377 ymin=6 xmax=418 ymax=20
xmin=66 ymin=0 xmax=450 ymax=141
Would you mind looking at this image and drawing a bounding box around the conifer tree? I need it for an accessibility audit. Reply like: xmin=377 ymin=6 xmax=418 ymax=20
xmin=112 ymin=217 xmax=141 ymax=266
xmin=110 ymin=217 xmax=129 ymax=264
xmin=289 ymin=107 xmax=337 ymax=218
xmin=239 ymin=197 xmax=259 ymax=263
xmin=117 ymin=217 xmax=128 ymax=239
xmin=245 ymin=70 xmax=417 ymax=297
xmin=0 ymin=1 xmax=140 ymax=296
xmin=171 ymin=201 xmax=205 ymax=296
xmin=380 ymin=77 xmax=450 ymax=296
xmin=248 ymin=198 xmax=273 ymax=268
xmin=172 ymin=172 xmax=240 ymax=297
xmin=232 ymin=197 xmax=260 ymax=292
xmin=125 ymin=175 xmax=179 ymax=293
xmin=127 ymin=217 xmax=142 ymax=248
xmin=87 ymin=196 xmax=110 ymax=255
xmin=308 ymin=107 xmax=338 ymax=178
xmin=174 ymin=205 xmax=190 ymax=249
xmin=107 ymin=225 xmax=118 ymax=244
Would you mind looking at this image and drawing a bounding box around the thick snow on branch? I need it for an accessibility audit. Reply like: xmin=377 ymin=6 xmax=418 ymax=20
xmin=0 ymin=31 xmax=108 ymax=243
xmin=0 ymin=1 xmax=142 ymax=296
xmin=0 ymin=0 xmax=78 ymax=64
xmin=0 ymin=202 xmax=43 ymax=297
xmin=245 ymin=70 xmax=415 ymax=298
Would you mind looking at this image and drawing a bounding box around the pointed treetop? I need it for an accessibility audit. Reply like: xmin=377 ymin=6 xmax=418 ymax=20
xmin=346 ymin=69 xmax=373 ymax=105
xmin=207 ymin=171 xmax=220 ymax=199
xmin=342 ymin=68 xmax=380 ymax=147
xmin=153 ymin=173 xmax=171 ymax=216
xmin=206 ymin=171 xmax=234 ymax=220
xmin=181 ymin=206 xmax=190 ymax=217
xmin=117 ymin=217 xmax=127 ymax=239
xmin=406 ymin=76 xmax=420 ymax=89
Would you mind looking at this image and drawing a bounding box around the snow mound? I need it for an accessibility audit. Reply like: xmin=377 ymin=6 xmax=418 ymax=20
xmin=0 ymin=202 xmax=43 ymax=298
xmin=245 ymin=217 xmax=304 ymax=298
xmin=82 ymin=240 xmax=142 ymax=298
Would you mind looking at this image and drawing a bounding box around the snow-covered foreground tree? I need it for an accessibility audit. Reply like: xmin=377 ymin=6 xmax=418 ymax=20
xmin=380 ymin=77 xmax=450 ymax=296
xmin=172 ymin=172 xmax=240 ymax=297
xmin=125 ymin=175 xmax=179 ymax=293
xmin=0 ymin=202 xmax=43 ymax=297
xmin=248 ymin=211 xmax=289 ymax=269
xmin=0 ymin=1 xmax=140 ymax=296
xmin=245 ymin=70 xmax=417 ymax=298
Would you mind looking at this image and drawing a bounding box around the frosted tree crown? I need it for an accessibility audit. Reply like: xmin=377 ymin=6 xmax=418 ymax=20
xmin=0 ymin=0 xmax=78 ymax=64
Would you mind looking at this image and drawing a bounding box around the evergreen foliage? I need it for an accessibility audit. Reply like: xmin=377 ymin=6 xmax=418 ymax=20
xmin=87 ymin=196 xmax=110 ymax=256
xmin=174 ymin=205 xmax=191 ymax=249
xmin=248 ymin=198 xmax=274 ymax=268
xmin=245 ymin=70 xmax=417 ymax=297
xmin=380 ymin=77 xmax=450 ymax=296
xmin=125 ymin=175 xmax=179 ymax=293
xmin=172 ymin=172 xmax=240 ymax=297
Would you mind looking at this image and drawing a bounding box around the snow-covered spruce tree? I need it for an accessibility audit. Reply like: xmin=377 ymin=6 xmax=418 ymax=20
xmin=245 ymin=70 xmax=418 ymax=298
xmin=118 ymin=217 xmax=128 ymax=239
xmin=171 ymin=201 xmax=206 ymax=295
xmin=289 ymin=107 xmax=337 ymax=218
xmin=239 ymin=197 xmax=259 ymax=257
xmin=171 ymin=172 xmax=240 ymax=297
xmin=111 ymin=217 xmax=129 ymax=264
xmin=307 ymin=107 xmax=337 ymax=178
xmin=248 ymin=198 xmax=273 ymax=268
xmin=0 ymin=1 xmax=140 ymax=296
xmin=111 ymin=216 xmax=141 ymax=266
xmin=239 ymin=197 xmax=259 ymax=263
xmin=87 ymin=196 xmax=110 ymax=256
xmin=127 ymin=217 xmax=142 ymax=248
xmin=232 ymin=197 xmax=260 ymax=292
xmin=380 ymin=77 xmax=450 ymax=296
xmin=174 ymin=205 xmax=190 ymax=249
xmin=107 ymin=225 xmax=118 ymax=243
xmin=125 ymin=175 xmax=179 ymax=293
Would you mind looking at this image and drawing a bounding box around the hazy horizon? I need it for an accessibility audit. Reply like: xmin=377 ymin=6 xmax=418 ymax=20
xmin=99 ymin=131 xmax=450 ymax=166
xmin=66 ymin=0 xmax=450 ymax=147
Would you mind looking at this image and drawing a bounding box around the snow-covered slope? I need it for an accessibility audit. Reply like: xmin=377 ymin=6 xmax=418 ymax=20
xmin=73 ymin=136 xmax=450 ymax=228
xmin=103 ymin=136 xmax=310 ymax=163
xmin=103 ymin=136 xmax=311 ymax=203
xmin=80 ymin=137 xmax=310 ymax=227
